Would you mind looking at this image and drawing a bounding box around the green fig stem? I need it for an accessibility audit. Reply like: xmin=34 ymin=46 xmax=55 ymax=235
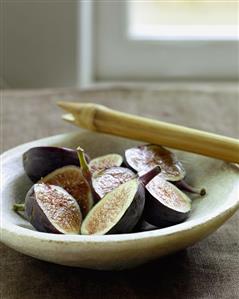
xmin=13 ymin=203 xmax=25 ymax=212
xmin=77 ymin=146 xmax=89 ymax=170
xmin=77 ymin=146 xmax=91 ymax=183
xmin=13 ymin=203 xmax=28 ymax=221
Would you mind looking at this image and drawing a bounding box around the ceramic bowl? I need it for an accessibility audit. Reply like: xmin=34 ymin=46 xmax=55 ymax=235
xmin=1 ymin=131 xmax=239 ymax=270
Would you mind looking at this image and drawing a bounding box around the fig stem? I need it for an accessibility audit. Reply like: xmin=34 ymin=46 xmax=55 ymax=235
xmin=77 ymin=146 xmax=92 ymax=183
xmin=77 ymin=146 xmax=89 ymax=171
xmin=13 ymin=203 xmax=25 ymax=212
xmin=139 ymin=165 xmax=161 ymax=186
xmin=13 ymin=204 xmax=28 ymax=221
xmin=174 ymin=180 xmax=206 ymax=196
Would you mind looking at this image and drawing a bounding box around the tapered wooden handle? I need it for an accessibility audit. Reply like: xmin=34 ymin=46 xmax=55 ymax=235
xmin=58 ymin=102 xmax=239 ymax=163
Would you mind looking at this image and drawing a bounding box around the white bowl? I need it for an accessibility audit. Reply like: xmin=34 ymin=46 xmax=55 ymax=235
xmin=1 ymin=131 xmax=239 ymax=270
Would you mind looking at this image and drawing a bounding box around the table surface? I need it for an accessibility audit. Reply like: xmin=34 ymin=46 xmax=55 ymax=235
xmin=1 ymin=84 xmax=239 ymax=299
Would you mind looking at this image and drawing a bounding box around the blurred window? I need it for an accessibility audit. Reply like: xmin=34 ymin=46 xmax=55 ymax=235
xmin=80 ymin=1 xmax=239 ymax=85
xmin=129 ymin=1 xmax=238 ymax=40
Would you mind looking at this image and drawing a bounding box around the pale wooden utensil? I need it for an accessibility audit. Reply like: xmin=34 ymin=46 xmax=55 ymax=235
xmin=57 ymin=102 xmax=239 ymax=163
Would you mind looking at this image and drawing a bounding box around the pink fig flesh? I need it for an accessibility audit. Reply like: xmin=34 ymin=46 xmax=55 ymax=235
xmin=40 ymin=166 xmax=93 ymax=217
xmin=125 ymin=144 xmax=185 ymax=181
xmin=25 ymin=183 xmax=82 ymax=234
xmin=89 ymin=154 xmax=123 ymax=174
xmin=92 ymin=166 xmax=136 ymax=199
xmin=81 ymin=179 xmax=145 ymax=235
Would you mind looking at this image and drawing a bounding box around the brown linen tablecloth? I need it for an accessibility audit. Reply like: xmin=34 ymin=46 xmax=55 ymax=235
xmin=1 ymin=84 xmax=239 ymax=299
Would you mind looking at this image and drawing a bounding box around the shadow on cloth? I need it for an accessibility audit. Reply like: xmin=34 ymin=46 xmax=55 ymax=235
xmin=2 ymin=247 xmax=215 ymax=299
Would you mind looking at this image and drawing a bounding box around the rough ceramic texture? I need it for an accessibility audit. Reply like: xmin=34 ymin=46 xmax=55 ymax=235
xmin=1 ymin=131 xmax=239 ymax=270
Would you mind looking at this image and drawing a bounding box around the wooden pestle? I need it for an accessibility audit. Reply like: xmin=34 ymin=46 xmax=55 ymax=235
xmin=58 ymin=102 xmax=239 ymax=163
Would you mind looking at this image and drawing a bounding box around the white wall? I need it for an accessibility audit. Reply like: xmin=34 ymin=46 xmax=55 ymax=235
xmin=0 ymin=1 xmax=78 ymax=88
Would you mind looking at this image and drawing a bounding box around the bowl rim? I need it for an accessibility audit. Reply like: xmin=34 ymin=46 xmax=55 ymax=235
xmin=1 ymin=132 xmax=239 ymax=244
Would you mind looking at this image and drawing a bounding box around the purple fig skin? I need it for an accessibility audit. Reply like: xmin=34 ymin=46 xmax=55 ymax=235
xmin=174 ymin=180 xmax=206 ymax=196
xmin=144 ymin=177 xmax=191 ymax=227
xmin=144 ymin=197 xmax=190 ymax=227
xmin=133 ymin=219 xmax=159 ymax=232
xmin=25 ymin=185 xmax=60 ymax=233
xmin=108 ymin=182 xmax=145 ymax=234
xmin=23 ymin=146 xmax=90 ymax=183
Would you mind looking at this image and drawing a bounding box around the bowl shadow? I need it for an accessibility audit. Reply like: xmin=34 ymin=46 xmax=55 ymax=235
xmin=1 ymin=248 xmax=217 ymax=299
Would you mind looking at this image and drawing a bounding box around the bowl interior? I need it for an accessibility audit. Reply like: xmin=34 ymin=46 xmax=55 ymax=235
xmin=2 ymin=131 xmax=239 ymax=236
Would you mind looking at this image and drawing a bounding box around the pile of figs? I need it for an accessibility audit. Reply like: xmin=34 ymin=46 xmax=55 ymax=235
xmin=13 ymin=144 xmax=206 ymax=235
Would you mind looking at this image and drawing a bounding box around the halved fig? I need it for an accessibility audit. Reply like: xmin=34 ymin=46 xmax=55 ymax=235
xmin=17 ymin=183 xmax=82 ymax=234
xmin=144 ymin=175 xmax=191 ymax=227
xmin=174 ymin=180 xmax=206 ymax=196
xmin=125 ymin=144 xmax=185 ymax=181
xmin=92 ymin=167 xmax=136 ymax=200
xmin=89 ymin=154 xmax=123 ymax=174
xmin=81 ymin=179 xmax=145 ymax=235
xmin=23 ymin=146 xmax=90 ymax=182
xmin=40 ymin=166 xmax=93 ymax=217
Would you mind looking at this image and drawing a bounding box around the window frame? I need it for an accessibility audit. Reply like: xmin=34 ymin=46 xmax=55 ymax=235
xmin=79 ymin=0 xmax=239 ymax=88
